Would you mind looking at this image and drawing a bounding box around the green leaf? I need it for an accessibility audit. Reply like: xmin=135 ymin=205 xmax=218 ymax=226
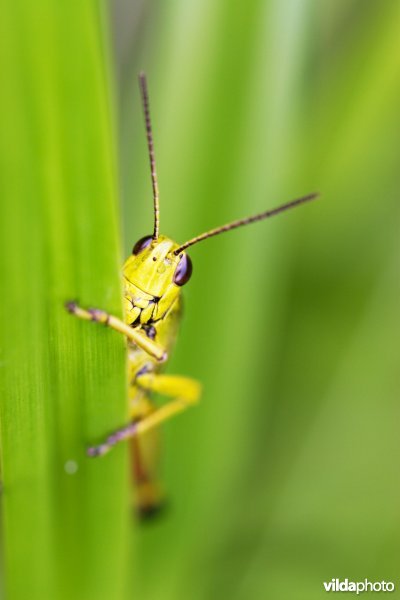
xmin=0 ymin=3 xmax=129 ymax=599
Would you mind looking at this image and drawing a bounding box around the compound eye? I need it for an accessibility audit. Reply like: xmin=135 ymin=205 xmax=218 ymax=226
xmin=173 ymin=254 xmax=192 ymax=286
xmin=132 ymin=235 xmax=153 ymax=255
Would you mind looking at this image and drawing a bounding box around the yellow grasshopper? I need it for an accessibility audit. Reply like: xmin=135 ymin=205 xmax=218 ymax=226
xmin=66 ymin=73 xmax=318 ymax=517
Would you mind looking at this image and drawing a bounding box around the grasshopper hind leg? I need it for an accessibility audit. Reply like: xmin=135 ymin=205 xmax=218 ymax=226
xmin=131 ymin=436 xmax=167 ymax=521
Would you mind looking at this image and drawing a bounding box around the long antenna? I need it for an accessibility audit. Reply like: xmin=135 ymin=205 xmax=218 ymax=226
xmin=139 ymin=72 xmax=160 ymax=240
xmin=174 ymin=192 xmax=319 ymax=255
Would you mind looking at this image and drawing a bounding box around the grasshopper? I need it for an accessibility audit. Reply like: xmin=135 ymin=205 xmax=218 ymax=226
xmin=66 ymin=73 xmax=318 ymax=516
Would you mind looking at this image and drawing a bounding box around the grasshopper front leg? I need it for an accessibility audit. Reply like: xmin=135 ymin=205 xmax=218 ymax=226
xmin=87 ymin=373 xmax=201 ymax=457
xmin=65 ymin=301 xmax=167 ymax=362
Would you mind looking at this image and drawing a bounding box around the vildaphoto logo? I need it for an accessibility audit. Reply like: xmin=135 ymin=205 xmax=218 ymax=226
xmin=323 ymin=579 xmax=395 ymax=594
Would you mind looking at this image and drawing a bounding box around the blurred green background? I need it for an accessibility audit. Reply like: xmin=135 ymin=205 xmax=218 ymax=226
xmin=113 ymin=1 xmax=399 ymax=599
xmin=0 ymin=1 xmax=399 ymax=599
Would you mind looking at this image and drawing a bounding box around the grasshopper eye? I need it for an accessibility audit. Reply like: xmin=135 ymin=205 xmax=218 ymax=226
xmin=132 ymin=235 xmax=153 ymax=255
xmin=173 ymin=254 xmax=192 ymax=286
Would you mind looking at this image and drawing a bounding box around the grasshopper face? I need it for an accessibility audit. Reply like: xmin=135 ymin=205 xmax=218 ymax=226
xmin=123 ymin=234 xmax=192 ymax=319
xmin=123 ymin=74 xmax=317 ymax=324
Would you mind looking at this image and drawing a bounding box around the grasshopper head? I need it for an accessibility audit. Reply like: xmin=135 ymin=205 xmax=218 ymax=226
xmin=125 ymin=73 xmax=318 ymax=317
xmin=123 ymin=234 xmax=192 ymax=301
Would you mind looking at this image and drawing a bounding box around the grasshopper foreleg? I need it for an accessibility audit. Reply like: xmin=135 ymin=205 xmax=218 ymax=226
xmin=65 ymin=301 xmax=167 ymax=362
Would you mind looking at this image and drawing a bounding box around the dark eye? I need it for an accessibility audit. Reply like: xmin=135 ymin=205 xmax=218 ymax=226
xmin=173 ymin=254 xmax=192 ymax=286
xmin=132 ymin=235 xmax=153 ymax=255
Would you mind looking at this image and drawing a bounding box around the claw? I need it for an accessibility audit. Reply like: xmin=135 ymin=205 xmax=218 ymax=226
xmin=86 ymin=423 xmax=139 ymax=458
xmin=65 ymin=300 xmax=78 ymax=313
xmin=87 ymin=445 xmax=109 ymax=458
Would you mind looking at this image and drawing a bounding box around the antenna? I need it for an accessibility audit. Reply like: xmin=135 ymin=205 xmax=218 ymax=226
xmin=174 ymin=193 xmax=319 ymax=254
xmin=138 ymin=72 xmax=160 ymax=240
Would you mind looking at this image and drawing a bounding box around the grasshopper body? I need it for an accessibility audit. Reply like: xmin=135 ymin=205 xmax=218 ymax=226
xmin=68 ymin=235 xmax=197 ymax=516
xmin=67 ymin=74 xmax=318 ymax=517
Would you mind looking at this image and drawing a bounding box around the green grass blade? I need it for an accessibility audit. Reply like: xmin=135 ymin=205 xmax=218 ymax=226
xmin=114 ymin=1 xmax=400 ymax=599
xmin=0 ymin=3 xmax=129 ymax=599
